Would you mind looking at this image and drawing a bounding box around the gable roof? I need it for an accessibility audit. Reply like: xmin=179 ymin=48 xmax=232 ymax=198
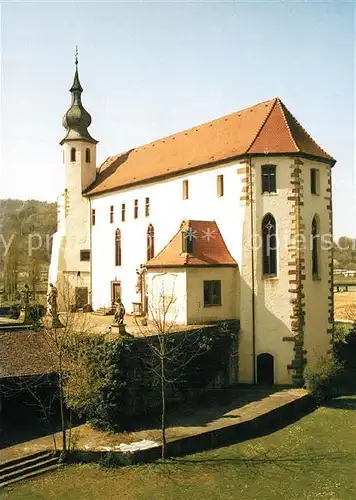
xmin=145 ymin=220 xmax=238 ymax=268
xmin=85 ymin=97 xmax=335 ymax=196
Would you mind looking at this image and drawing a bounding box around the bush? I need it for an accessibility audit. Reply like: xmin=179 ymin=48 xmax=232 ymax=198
xmin=304 ymin=355 xmax=344 ymax=404
xmin=77 ymin=326 xmax=237 ymax=431
xmin=8 ymin=302 xmax=21 ymax=319
xmin=334 ymin=323 xmax=356 ymax=390
xmin=27 ymin=303 xmax=46 ymax=323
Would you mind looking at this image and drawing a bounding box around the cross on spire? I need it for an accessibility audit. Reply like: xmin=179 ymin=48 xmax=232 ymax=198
xmin=75 ymin=46 xmax=78 ymax=67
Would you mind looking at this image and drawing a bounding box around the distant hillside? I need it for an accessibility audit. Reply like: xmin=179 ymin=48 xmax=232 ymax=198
xmin=334 ymin=237 xmax=356 ymax=271
xmin=0 ymin=199 xmax=57 ymax=299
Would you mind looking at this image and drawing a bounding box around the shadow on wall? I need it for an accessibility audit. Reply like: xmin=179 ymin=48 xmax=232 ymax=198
xmin=239 ymin=274 xmax=296 ymax=386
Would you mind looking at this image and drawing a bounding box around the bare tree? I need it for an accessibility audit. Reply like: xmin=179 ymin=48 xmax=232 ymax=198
xmin=135 ymin=273 xmax=209 ymax=459
xmin=36 ymin=277 xmax=99 ymax=456
xmin=27 ymin=254 xmax=41 ymax=300
xmin=3 ymin=238 xmax=18 ymax=302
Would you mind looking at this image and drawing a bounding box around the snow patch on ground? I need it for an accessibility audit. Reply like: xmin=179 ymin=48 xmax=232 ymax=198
xmin=99 ymin=440 xmax=159 ymax=453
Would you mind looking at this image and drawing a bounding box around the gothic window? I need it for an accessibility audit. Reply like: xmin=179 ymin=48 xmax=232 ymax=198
xmin=261 ymin=165 xmax=277 ymax=193
xmin=312 ymin=215 xmax=320 ymax=277
xmin=147 ymin=224 xmax=155 ymax=261
xmin=262 ymin=213 xmax=277 ymax=276
xmin=115 ymin=228 xmax=121 ymax=266
xmin=70 ymin=147 xmax=76 ymax=162
xmin=217 ymin=174 xmax=224 ymax=197
xmin=85 ymin=148 xmax=91 ymax=163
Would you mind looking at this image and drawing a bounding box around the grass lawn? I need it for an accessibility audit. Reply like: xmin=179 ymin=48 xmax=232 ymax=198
xmin=3 ymin=395 xmax=356 ymax=500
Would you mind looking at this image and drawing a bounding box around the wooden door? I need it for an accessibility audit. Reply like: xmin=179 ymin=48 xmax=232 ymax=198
xmin=257 ymin=353 xmax=274 ymax=385
xmin=75 ymin=287 xmax=88 ymax=309
xmin=111 ymin=281 xmax=121 ymax=304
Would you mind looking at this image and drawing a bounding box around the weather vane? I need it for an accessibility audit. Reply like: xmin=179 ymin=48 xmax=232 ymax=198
xmin=75 ymin=46 xmax=79 ymax=67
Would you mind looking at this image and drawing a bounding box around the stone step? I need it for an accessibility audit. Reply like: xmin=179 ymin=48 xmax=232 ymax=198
xmin=0 ymin=455 xmax=60 ymax=486
xmin=0 ymin=451 xmax=56 ymax=477
xmin=92 ymin=308 xmax=114 ymax=316
xmin=0 ymin=450 xmax=51 ymax=472
xmin=0 ymin=463 xmax=62 ymax=488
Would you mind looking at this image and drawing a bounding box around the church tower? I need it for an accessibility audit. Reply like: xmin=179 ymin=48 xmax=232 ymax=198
xmin=48 ymin=52 xmax=97 ymax=309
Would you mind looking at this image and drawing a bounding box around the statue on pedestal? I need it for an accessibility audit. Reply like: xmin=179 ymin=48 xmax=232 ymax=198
xmin=21 ymin=284 xmax=31 ymax=309
xmin=113 ymin=299 xmax=125 ymax=325
xmin=19 ymin=284 xmax=31 ymax=323
xmin=47 ymin=283 xmax=62 ymax=328
xmin=135 ymin=268 xmax=143 ymax=295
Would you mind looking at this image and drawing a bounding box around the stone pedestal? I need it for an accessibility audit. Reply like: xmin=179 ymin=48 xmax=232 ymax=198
xmin=111 ymin=323 xmax=128 ymax=336
xmin=19 ymin=308 xmax=31 ymax=324
xmin=43 ymin=314 xmax=64 ymax=329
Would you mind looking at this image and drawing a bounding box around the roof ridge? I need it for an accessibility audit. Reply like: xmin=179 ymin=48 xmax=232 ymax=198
xmin=277 ymin=98 xmax=299 ymax=152
xmin=119 ymin=98 xmax=277 ymax=156
xmin=246 ymin=97 xmax=278 ymax=153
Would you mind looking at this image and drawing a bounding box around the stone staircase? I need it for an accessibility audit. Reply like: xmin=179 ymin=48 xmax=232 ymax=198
xmin=92 ymin=306 xmax=114 ymax=316
xmin=0 ymin=450 xmax=62 ymax=488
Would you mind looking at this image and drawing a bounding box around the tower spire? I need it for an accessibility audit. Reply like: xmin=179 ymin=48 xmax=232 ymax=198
xmin=60 ymin=51 xmax=98 ymax=145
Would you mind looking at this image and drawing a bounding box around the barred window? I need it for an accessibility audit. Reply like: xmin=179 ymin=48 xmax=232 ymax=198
xmin=182 ymin=180 xmax=189 ymax=200
xmin=204 ymin=280 xmax=221 ymax=306
xmin=261 ymin=165 xmax=277 ymax=193
xmin=217 ymin=175 xmax=224 ymax=197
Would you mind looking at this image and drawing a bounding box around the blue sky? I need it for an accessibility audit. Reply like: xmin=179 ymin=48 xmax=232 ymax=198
xmin=0 ymin=0 xmax=354 ymax=237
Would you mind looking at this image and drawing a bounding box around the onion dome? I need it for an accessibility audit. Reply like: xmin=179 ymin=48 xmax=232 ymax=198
xmin=60 ymin=54 xmax=98 ymax=145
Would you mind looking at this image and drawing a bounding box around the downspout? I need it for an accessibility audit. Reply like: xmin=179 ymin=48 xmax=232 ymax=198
xmin=89 ymin=198 xmax=93 ymax=308
xmin=248 ymin=156 xmax=256 ymax=384
xmin=329 ymin=167 xmax=334 ymax=342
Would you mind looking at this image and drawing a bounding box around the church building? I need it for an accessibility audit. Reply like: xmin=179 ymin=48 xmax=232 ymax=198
xmin=49 ymin=59 xmax=336 ymax=386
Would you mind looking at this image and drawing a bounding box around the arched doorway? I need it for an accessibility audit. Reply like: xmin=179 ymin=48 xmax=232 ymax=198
xmin=257 ymin=353 xmax=274 ymax=385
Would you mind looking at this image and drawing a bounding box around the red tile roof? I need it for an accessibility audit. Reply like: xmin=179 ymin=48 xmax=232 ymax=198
xmin=145 ymin=220 xmax=238 ymax=268
xmin=85 ymin=98 xmax=335 ymax=196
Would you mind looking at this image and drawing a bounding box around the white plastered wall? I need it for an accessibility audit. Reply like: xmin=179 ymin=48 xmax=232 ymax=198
xmin=90 ymin=160 xmax=245 ymax=312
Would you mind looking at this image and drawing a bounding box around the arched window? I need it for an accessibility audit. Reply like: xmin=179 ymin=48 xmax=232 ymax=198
xmin=115 ymin=228 xmax=121 ymax=266
xmin=70 ymin=147 xmax=76 ymax=162
xmin=312 ymin=215 xmax=319 ymax=277
xmin=147 ymin=224 xmax=155 ymax=261
xmin=262 ymin=214 xmax=277 ymax=276
xmin=85 ymin=148 xmax=91 ymax=163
